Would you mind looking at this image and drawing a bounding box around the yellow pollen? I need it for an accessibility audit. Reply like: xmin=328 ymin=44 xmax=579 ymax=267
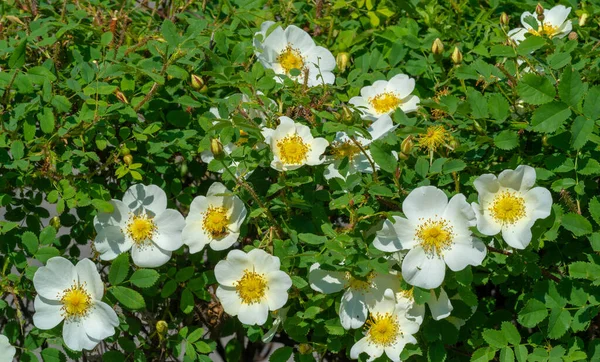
xmin=235 ymin=129 xmax=249 ymax=146
xmin=416 ymin=218 xmax=454 ymax=255
xmin=418 ymin=125 xmax=450 ymax=152
xmin=276 ymin=134 xmax=310 ymax=165
xmin=489 ymin=190 xmax=526 ymax=225
xmin=346 ymin=272 xmax=373 ymax=291
xmin=528 ymin=23 xmax=560 ymax=38
xmin=60 ymin=283 xmax=92 ymax=319
xmin=277 ymin=45 xmax=305 ymax=74
xmin=366 ymin=312 xmax=400 ymax=347
xmin=399 ymin=287 xmax=414 ymax=300
xmin=369 ymin=92 xmax=402 ymax=115
xmin=331 ymin=141 xmax=361 ymax=160
xmin=203 ymin=206 xmax=230 ymax=238
xmin=235 ymin=270 xmax=268 ymax=305
xmin=126 ymin=213 xmax=157 ymax=245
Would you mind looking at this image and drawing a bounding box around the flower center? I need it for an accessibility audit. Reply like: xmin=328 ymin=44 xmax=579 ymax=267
xmin=126 ymin=213 xmax=157 ymax=245
xmin=276 ymin=134 xmax=310 ymax=165
xmin=331 ymin=141 xmax=361 ymax=161
xmin=399 ymin=287 xmax=414 ymax=301
xmin=489 ymin=190 xmax=526 ymax=225
xmin=60 ymin=283 xmax=92 ymax=319
xmin=366 ymin=312 xmax=400 ymax=347
xmin=235 ymin=130 xmax=249 ymax=146
xmin=277 ymin=45 xmax=305 ymax=74
xmin=346 ymin=272 xmax=373 ymax=291
xmin=418 ymin=125 xmax=450 ymax=152
xmin=416 ymin=218 xmax=454 ymax=255
xmin=528 ymin=23 xmax=560 ymax=38
xmin=235 ymin=270 xmax=268 ymax=305
xmin=203 ymin=206 xmax=230 ymax=238
xmin=368 ymin=92 xmax=402 ymax=115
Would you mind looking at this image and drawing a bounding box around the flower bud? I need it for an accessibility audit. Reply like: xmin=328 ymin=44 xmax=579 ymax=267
xmin=336 ymin=52 xmax=350 ymax=72
xmin=123 ymin=154 xmax=133 ymax=165
xmin=432 ymin=38 xmax=444 ymax=56
xmin=50 ymin=216 xmax=61 ymax=230
xmin=535 ymin=3 xmax=544 ymax=16
xmin=401 ymin=135 xmax=414 ymax=155
xmin=156 ymin=320 xmax=168 ymax=334
xmin=120 ymin=147 xmax=131 ymax=156
xmin=579 ymin=13 xmax=588 ymax=27
xmin=210 ymin=138 xmax=224 ymax=160
xmin=451 ymin=47 xmax=463 ymax=64
xmin=537 ymin=14 xmax=545 ymax=22
xmin=568 ymin=32 xmax=578 ymax=41
xmin=114 ymin=90 xmax=128 ymax=104
xmin=500 ymin=12 xmax=509 ymax=26
xmin=341 ymin=105 xmax=354 ymax=124
xmin=298 ymin=344 xmax=312 ymax=354
xmin=191 ymin=74 xmax=204 ymax=90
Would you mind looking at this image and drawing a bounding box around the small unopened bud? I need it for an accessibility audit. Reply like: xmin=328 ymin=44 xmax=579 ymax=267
xmin=298 ymin=344 xmax=312 ymax=354
xmin=535 ymin=3 xmax=544 ymax=16
xmin=120 ymin=147 xmax=131 ymax=156
xmin=500 ymin=12 xmax=509 ymax=26
xmin=537 ymin=14 xmax=545 ymax=22
xmin=191 ymin=74 xmax=204 ymax=90
xmin=210 ymin=138 xmax=224 ymax=160
xmin=336 ymin=52 xmax=350 ymax=72
xmin=568 ymin=32 xmax=578 ymax=41
xmin=579 ymin=13 xmax=588 ymax=27
xmin=114 ymin=90 xmax=128 ymax=104
xmin=432 ymin=38 xmax=444 ymax=56
xmin=156 ymin=320 xmax=168 ymax=334
xmin=448 ymin=137 xmax=460 ymax=150
xmin=341 ymin=105 xmax=354 ymax=124
xmin=50 ymin=216 xmax=61 ymax=230
xmin=401 ymin=136 xmax=414 ymax=155
xmin=123 ymin=154 xmax=133 ymax=165
xmin=451 ymin=47 xmax=463 ymax=64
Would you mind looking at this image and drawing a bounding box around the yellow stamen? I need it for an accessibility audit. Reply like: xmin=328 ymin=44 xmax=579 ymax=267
xmin=235 ymin=270 xmax=268 ymax=304
xmin=418 ymin=125 xmax=450 ymax=152
xmin=416 ymin=218 xmax=454 ymax=255
xmin=126 ymin=213 xmax=157 ymax=245
xmin=276 ymin=134 xmax=310 ymax=165
xmin=277 ymin=45 xmax=305 ymax=74
xmin=489 ymin=190 xmax=526 ymax=225
xmin=203 ymin=206 xmax=230 ymax=238
xmin=331 ymin=141 xmax=361 ymax=160
xmin=346 ymin=272 xmax=373 ymax=291
xmin=528 ymin=23 xmax=561 ymax=38
xmin=369 ymin=92 xmax=402 ymax=115
xmin=60 ymin=283 xmax=92 ymax=319
xmin=366 ymin=312 xmax=400 ymax=347
xmin=399 ymin=287 xmax=414 ymax=300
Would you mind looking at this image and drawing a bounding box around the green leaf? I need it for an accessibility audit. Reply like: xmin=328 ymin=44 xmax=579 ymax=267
xmin=547 ymin=308 xmax=571 ymax=339
xmin=517 ymin=299 xmax=548 ymax=328
xmin=110 ymin=286 xmax=146 ymax=310
xmin=180 ymin=288 xmax=194 ymax=314
xmin=483 ymin=329 xmax=508 ymax=348
xmin=11 ymin=140 xmax=25 ymax=160
xmin=370 ymin=141 xmax=397 ymax=173
xmin=471 ymin=347 xmax=496 ymax=362
xmin=583 ymin=86 xmax=600 ymax=120
xmin=428 ymin=342 xmax=447 ymax=362
xmin=531 ymin=101 xmax=571 ymax=133
xmin=101 ymin=32 xmax=113 ymax=47
xmin=516 ymin=73 xmax=556 ymax=105
xmin=494 ymin=130 xmax=519 ymax=150
xmin=9 ymin=38 xmax=28 ymax=68
xmin=468 ymin=90 xmax=488 ymax=119
xmin=570 ymin=116 xmax=594 ymax=150
xmin=41 ymin=348 xmax=66 ymax=362
xmin=499 ymin=347 xmax=515 ymax=362
xmin=269 ymin=347 xmax=294 ymax=362
xmin=38 ymin=107 xmax=56 ymax=134
xmin=501 ymin=322 xmax=521 ymax=345
xmin=515 ymin=345 xmax=528 ymax=362
xmin=92 ymin=199 xmax=115 ymax=213
xmin=109 ymin=253 xmax=130 ymax=286
xmin=442 ymin=159 xmax=466 ymax=173
xmin=35 ymin=247 xmax=60 ymax=263
xmin=161 ymin=19 xmax=180 ymax=48
xmin=298 ymin=233 xmax=327 ymax=245
xmin=589 ymin=197 xmax=600 ymax=226
xmin=130 ymin=269 xmax=160 ymax=288
xmin=558 ymin=67 xmax=585 ymax=107
xmin=562 ymin=213 xmax=593 ymax=236
xmin=21 ymin=231 xmax=39 ymax=254
xmin=39 ymin=226 xmax=57 ymax=245
xmin=487 ymin=93 xmax=509 ymax=122
xmin=516 ymin=36 xmax=546 ymax=55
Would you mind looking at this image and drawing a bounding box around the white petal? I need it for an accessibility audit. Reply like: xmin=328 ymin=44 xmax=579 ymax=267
xmin=33 ymin=295 xmax=63 ymax=330
xmin=237 ymin=301 xmax=269 ymax=325
xmin=306 ymin=46 xmax=336 ymax=72
xmin=406 ymin=303 xmax=425 ymax=325
xmin=472 ymin=203 xmax=502 ymax=236
xmin=428 ymin=289 xmax=453 ymax=320
xmin=402 ymin=186 xmax=448 ymax=222
xmin=501 ymin=219 xmax=535 ymax=249
xmin=498 ymin=165 xmax=536 ymax=192
xmin=443 ymin=237 xmax=487 ymax=271
xmin=369 ymin=288 xmax=397 ymax=314
xmin=473 ymin=173 xmax=500 ymax=195
xmin=83 ymin=303 xmax=118 ymax=340
xmin=388 ymin=74 xmax=414 ymax=99
xmin=339 ymin=290 xmax=368 ymax=329
xmin=94 ymin=199 xmax=129 ymax=228
xmin=520 ymin=11 xmax=539 ymax=30
xmin=544 ymin=5 xmax=571 ymax=27
xmin=182 ymin=222 xmax=211 ymax=254
xmin=508 ymin=28 xmax=527 ymax=44
xmin=261 ymin=26 xmax=287 ymax=60
xmin=557 ymin=20 xmax=572 ymax=38
xmin=123 ymin=184 xmax=167 ymax=216
xmin=153 ymin=210 xmax=185 ymax=251
xmin=75 ymin=259 xmax=104 ymax=301
xmin=216 ymin=287 xmax=242 ymax=316
xmin=34 ymin=257 xmax=76 ymax=300
xmin=443 ymin=193 xmax=476 ymax=231
xmin=228 ymin=195 xmax=247 ymax=230
xmin=367 ymin=114 xmax=398 ymax=143
xmin=524 ymin=187 xmax=553 ymax=221
xmin=248 ymin=248 xmax=280 ymax=274
xmin=324 ymin=162 xmax=346 ymax=181
xmin=308 ymin=264 xmax=347 ymax=294
xmin=131 ymin=243 xmax=172 ymax=268
xmin=350 ymin=336 xmax=383 ymax=360
xmin=210 ymin=232 xmax=239 ymax=251
xmin=305 ymin=138 xmax=329 ymax=166
xmin=265 ymin=271 xmax=292 ymax=310
xmin=207 ymin=182 xmax=228 ymax=197
xmin=63 ymin=320 xmax=100 ymax=351
xmin=373 ymin=217 xmax=417 ymax=252
xmin=284 ymin=25 xmax=316 ymax=53
xmin=94 ymin=225 xmax=131 ymax=260
xmin=0 ymin=335 xmax=16 ymax=361
xmin=402 ymin=247 xmax=446 ymax=289
xmin=400 ymin=95 xmax=420 ymax=113
xmin=214 ymin=250 xmax=251 ymax=286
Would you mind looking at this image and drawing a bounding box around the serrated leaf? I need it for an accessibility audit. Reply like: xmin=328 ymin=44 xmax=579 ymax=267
xmin=562 ymin=213 xmax=593 ymax=236
xmin=130 ymin=269 xmax=160 ymax=288
xmin=531 ymin=101 xmax=571 ymax=133
xmin=109 ymin=253 xmax=130 ymax=286
xmin=483 ymin=329 xmax=508 ymax=348
xmin=583 ymin=86 xmax=600 ymax=120
xmin=269 ymin=347 xmax=293 ymax=362
xmin=298 ymin=233 xmax=327 ymax=245
xmin=547 ymin=308 xmax=571 ymax=339
xmin=501 ymin=322 xmax=520 ymax=345
xmin=570 ymin=116 xmax=594 ymax=150
xmin=370 ymin=141 xmax=397 ymax=173
xmin=488 ymin=93 xmax=509 ymax=122
xmin=589 ymin=197 xmax=600 ymax=226
xmin=516 ymin=36 xmax=546 ymax=55
xmin=471 ymin=347 xmax=496 ymax=362
xmin=499 ymin=347 xmax=515 ymax=362
xmin=110 ymin=286 xmax=145 ymax=310
xmin=161 ymin=19 xmax=180 ymax=48
xmin=517 ymin=299 xmax=547 ymax=328
xmin=515 ymin=345 xmax=528 ymax=362
xmin=9 ymin=38 xmax=28 ymax=69
xmin=516 ymin=73 xmax=556 ymax=105
xmin=494 ymin=130 xmax=519 ymax=150
xmin=558 ymin=67 xmax=585 ymax=107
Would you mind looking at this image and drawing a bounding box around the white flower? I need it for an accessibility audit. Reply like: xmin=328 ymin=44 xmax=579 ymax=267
xmin=508 ymin=5 xmax=572 ymax=44
xmin=350 ymin=289 xmax=419 ymax=362
xmin=93 ymin=184 xmax=185 ymax=268
xmin=324 ymin=114 xmax=398 ymax=181
xmin=395 ymin=287 xmax=453 ymax=325
xmin=32 ymin=257 xmax=119 ymax=351
xmin=308 ymin=264 xmax=399 ymax=329
xmin=254 ymin=21 xmax=336 ymax=87
xmin=0 ymin=334 xmax=16 ymax=361
xmin=215 ymin=249 xmax=292 ymax=326
xmin=471 ymin=165 xmax=552 ymax=249
xmin=261 ymin=116 xmax=329 ymax=171
xmin=349 ymin=74 xmax=420 ymax=121
xmin=182 ymin=182 xmax=247 ymax=253
xmin=373 ymin=186 xmax=487 ymax=289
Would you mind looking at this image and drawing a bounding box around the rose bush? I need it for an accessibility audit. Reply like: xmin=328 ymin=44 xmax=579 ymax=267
xmin=1 ymin=0 xmax=600 ymax=361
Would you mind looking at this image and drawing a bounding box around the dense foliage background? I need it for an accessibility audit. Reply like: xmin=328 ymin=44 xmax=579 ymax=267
xmin=1 ymin=0 xmax=600 ymax=361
